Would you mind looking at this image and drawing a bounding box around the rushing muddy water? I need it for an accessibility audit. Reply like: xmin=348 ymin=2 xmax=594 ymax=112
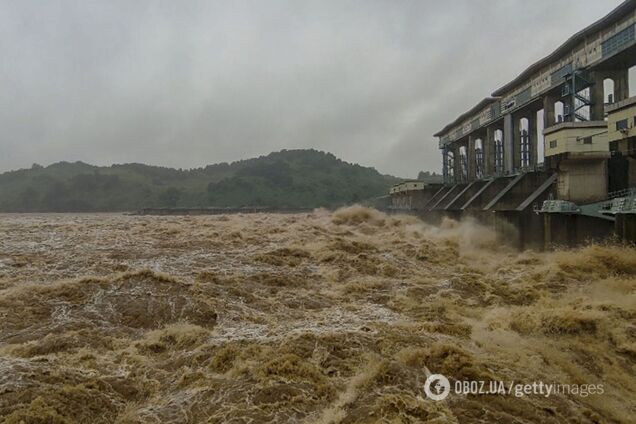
xmin=0 ymin=207 xmax=634 ymax=423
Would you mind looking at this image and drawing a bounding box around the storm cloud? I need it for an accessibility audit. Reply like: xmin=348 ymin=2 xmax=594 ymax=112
xmin=0 ymin=0 xmax=628 ymax=177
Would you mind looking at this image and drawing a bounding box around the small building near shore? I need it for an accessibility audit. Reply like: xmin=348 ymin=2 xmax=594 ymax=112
xmin=389 ymin=180 xmax=442 ymax=210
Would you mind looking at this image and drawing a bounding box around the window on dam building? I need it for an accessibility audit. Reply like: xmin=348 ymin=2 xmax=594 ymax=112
xmin=555 ymin=101 xmax=565 ymax=123
xmin=459 ymin=146 xmax=468 ymax=182
xmin=475 ymin=139 xmax=484 ymax=180
xmin=604 ymin=78 xmax=615 ymax=106
xmin=520 ymin=118 xmax=531 ymax=168
xmin=494 ymin=129 xmax=504 ymax=175
xmin=445 ymin=150 xmax=455 ymax=182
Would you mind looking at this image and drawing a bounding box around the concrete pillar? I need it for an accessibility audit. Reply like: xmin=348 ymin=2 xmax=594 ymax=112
xmin=628 ymin=156 xmax=636 ymax=188
xmin=543 ymin=213 xmax=551 ymax=250
xmin=504 ymin=113 xmax=514 ymax=174
xmin=529 ymin=114 xmax=538 ymax=167
xmin=589 ymin=71 xmax=605 ymax=121
xmin=557 ymin=159 xmax=608 ymax=203
xmin=543 ymin=94 xmax=557 ymax=129
xmin=484 ymin=126 xmax=495 ymax=177
xmin=513 ymin=115 xmax=523 ymax=170
xmin=453 ymin=144 xmax=462 ymax=184
xmin=442 ymin=149 xmax=449 ymax=184
xmin=467 ymin=135 xmax=476 ymax=181
xmin=563 ymin=89 xmax=575 ymax=123
xmin=613 ymin=69 xmax=629 ymax=102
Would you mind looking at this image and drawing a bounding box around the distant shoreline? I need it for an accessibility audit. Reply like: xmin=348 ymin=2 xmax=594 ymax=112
xmin=131 ymin=207 xmax=316 ymax=216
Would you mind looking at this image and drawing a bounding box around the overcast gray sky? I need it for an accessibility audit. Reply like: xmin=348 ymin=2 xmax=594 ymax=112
xmin=1 ymin=0 xmax=631 ymax=178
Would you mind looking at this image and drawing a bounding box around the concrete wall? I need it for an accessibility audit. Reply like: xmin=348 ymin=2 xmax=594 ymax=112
xmin=556 ymin=159 xmax=608 ymax=203
xmin=615 ymin=214 xmax=636 ymax=244
xmin=629 ymin=157 xmax=636 ymax=188
xmin=543 ymin=214 xmax=615 ymax=248
xmin=390 ymin=185 xmax=443 ymax=210
xmin=491 ymin=210 xmax=545 ymax=250
xmin=421 ymin=206 xmax=616 ymax=251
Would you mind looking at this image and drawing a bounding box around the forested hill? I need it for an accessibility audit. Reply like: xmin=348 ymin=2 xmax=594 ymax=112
xmin=0 ymin=149 xmax=402 ymax=212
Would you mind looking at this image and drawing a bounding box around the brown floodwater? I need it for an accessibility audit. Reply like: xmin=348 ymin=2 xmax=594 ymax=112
xmin=0 ymin=207 xmax=634 ymax=423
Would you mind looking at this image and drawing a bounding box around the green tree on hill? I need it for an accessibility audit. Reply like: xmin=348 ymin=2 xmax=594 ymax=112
xmin=0 ymin=150 xmax=405 ymax=212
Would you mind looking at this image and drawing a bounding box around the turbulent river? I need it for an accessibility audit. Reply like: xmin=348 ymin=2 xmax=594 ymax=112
xmin=0 ymin=207 xmax=634 ymax=423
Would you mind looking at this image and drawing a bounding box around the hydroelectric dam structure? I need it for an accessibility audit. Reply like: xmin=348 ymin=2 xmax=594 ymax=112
xmin=390 ymin=0 xmax=636 ymax=248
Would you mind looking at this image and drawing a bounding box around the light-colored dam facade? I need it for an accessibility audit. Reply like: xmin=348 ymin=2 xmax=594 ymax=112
xmin=436 ymin=0 xmax=635 ymax=195
xmin=391 ymin=1 xmax=636 ymax=247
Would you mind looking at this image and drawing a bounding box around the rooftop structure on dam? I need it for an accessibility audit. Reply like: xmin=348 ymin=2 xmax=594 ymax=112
xmin=390 ymin=0 xmax=636 ymax=248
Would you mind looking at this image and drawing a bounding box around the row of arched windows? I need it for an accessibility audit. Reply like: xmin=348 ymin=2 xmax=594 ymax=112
xmin=444 ymin=66 xmax=635 ymax=182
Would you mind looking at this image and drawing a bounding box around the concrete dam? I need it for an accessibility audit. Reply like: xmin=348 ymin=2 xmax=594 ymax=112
xmin=390 ymin=0 xmax=636 ymax=249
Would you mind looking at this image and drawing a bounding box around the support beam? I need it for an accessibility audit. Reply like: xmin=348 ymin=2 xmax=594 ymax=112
xmin=423 ymin=185 xmax=449 ymax=209
xmin=445 ymin=182 xmax=475 ymax=210
xmin=563 ymin=86 xmax=575 ymax=123
xmin=467 ymin=135 xmax=476 ymax=181
xmin=483 ymin=173 xmax=525 ymax=210
xmin=431 ymin=185 xmax=460 ymax=210
xmin=516 ymin=173 xmax=558 ymax=211
xmin=513 ymin=115 xmax=523 ymax=170
xmin=612 ymin=69 xmax=630 ymax=102
xmin=453 ymin=145 xmax=462 ymax=184
xmin=462 ymin=179 xmax=495 ymax=210
xmin=589 ymin=71 xmax=605 ymax=121
xmin=529 ymin=114 xmax=538 ymax=167
xmin=484 ymin=126 xmax=495 ymax=178
xmin=442 ymin=148 xmax=449 ymax=184
xmin=543 ymin=94 xmax=557 ymax=129
xmin=503 ymin=114 xmax=514 ymax=173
